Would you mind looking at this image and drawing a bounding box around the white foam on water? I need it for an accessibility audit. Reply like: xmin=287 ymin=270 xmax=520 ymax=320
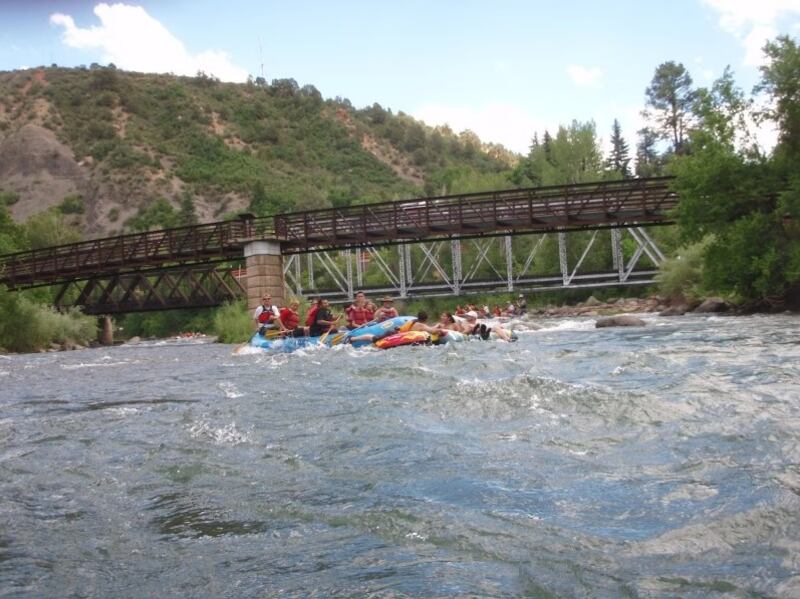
xmin=188 ymin=420 xmax=252 ymax=446
xmin=107 ymin=406 xmax=139 ymax=417
xmin=536 ymin=318 xmax=597 ymax=332
xmin=218 ymin=381 xmax=244 ymax=399
xmin=232 ymin=345 xmax=263 ymax=356
xmin=61 ymin=360 xmax=137 ymax=370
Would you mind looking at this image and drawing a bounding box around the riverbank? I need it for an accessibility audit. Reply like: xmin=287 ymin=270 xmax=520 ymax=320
xmin=525 ymin=294 xmax=735 ymax=319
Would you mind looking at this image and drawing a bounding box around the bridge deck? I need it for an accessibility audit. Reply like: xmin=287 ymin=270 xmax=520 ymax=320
xmin=275 ymin=177 xmax=676 ymax=252
xmin=0 ymin=177 xmax=676 ymax=290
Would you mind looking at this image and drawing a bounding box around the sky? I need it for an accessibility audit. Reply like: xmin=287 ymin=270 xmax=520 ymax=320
xmin=2 ymin=0 xmax=800 ymax=154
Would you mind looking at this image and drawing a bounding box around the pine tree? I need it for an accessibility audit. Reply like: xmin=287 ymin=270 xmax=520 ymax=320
xmin=542 ymin=130 xmax=554 ymax=165
xmin=605 ymin=119 xmax=631 ymax=178
xmin=644 ymin=61 xmax=696 ymax=154
xmin=635 ymin=127 xmax=660 ymax=177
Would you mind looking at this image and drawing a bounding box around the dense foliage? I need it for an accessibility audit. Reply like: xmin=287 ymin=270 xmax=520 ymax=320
xmin=669 ymin=37 xmax=800 ymax=308
xmin=0 ymin=205 xmax=96 ymax=351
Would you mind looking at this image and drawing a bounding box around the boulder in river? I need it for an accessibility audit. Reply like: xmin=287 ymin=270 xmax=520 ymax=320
xmin=660 ymin=305 xmax=688 ymax=317
xmin=584 ymin=295 xmax=603 ymax=307
xmin=694 ymin=297 xmax=730 ymax=313
xmin=595 ymin=315 xmax=646 ymax=328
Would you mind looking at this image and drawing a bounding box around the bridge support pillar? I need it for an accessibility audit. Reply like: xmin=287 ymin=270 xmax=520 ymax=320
xmin=98 ymin=316 xmax=113 ymax=346
xmin=244 ymin=240 xmax=285 ymax=312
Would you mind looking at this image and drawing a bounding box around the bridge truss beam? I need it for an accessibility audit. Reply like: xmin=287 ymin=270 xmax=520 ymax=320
xmin=282 ymin=227 xmax=664 ymax=303
xmin=52 ymin=264 xmax=246 ymax=315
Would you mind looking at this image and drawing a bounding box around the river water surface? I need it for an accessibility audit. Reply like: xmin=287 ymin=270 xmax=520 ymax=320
xmin=2 ymin=314 xmax=800 ymax=598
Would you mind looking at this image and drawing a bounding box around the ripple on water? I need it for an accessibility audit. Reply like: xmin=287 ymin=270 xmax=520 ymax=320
xmin=0 ymin=313 xmax=799 ymax=596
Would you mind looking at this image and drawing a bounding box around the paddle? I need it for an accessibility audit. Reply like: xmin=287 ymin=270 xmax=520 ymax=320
xmin=319 ymin=315 xmax=341 ymax=344
xmin=261 ymin=328 xmax=286 ymax=339
xmin=330 ymin=318 xmax=378 ymax=346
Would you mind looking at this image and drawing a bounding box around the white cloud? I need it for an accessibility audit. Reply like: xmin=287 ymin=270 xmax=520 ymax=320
xmin=412 ymin=103 xmax=550 ymax=154
xmin=565 ymin=65 xmax=604 ymax=87
xmin=702 ymin=0 xmax=800 ymax=66
xmin=50 ymin=3 xmax=248 ymax=82
xmin=693 ymin=56 xmax=716 ymax=81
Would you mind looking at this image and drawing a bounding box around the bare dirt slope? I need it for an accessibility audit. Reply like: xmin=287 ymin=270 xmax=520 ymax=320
xmin=0 ymin=124 xmax=90 ymax=221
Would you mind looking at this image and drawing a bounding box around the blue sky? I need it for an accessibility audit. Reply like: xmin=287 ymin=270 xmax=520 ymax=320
xmin=2 ymin=1 xmax=799 ymax=153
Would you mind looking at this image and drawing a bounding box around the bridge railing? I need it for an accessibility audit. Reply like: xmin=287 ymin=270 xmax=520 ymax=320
xmin=274 ymin=176 xmax=676 ymax=251
xmin=0 ymin=217 xmax=273 ymax=289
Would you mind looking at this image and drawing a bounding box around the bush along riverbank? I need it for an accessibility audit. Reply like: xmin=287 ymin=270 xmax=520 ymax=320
xmin=0 ymin=288 xmax=98 ymax=354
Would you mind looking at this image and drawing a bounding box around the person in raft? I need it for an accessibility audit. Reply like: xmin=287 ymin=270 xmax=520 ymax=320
xmin=254 ymin=293 xmax=283 ymax=336
xmin=462 ymin=310 xmax=514 ymax=341
xmin=373 ymin=296 xmax=399 ymax=322
xmin=439 ymin=311 xmax=461 ymax=331
xmin=309 ymin=298 xmax=340 ymax=337
xmin=304 ymin=297 xmax=320 ymax=329
xmin=279 ymin=299 xmax=309 ymax=337
xmin=410 ymin=311 xmax=449 ymax=337
xmin=345 ymin=291 xmax=373 ymax=329
xmin=517 ymin=293 xmax=527 ymax=315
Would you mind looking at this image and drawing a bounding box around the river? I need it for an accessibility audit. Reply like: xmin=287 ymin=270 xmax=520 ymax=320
xmin=1 ymin=313 xmax=799 ymax=597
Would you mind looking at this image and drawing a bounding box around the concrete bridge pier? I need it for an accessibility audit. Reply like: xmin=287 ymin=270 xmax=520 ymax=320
xmin=98 ymin=316 xmax=114 ymax=345
xmin=244 ymin=240 xmax=285 ymax=314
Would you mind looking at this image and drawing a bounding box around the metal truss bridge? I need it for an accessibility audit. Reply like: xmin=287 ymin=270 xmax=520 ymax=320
xmin=0 ymin=177 xmax=677 ymax=314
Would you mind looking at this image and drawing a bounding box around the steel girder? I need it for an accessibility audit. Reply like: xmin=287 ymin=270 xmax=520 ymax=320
xmin=283 ymin=227 xmax=665 ymax=302
xmin=52 ymin=264 xmax=246 ymax=315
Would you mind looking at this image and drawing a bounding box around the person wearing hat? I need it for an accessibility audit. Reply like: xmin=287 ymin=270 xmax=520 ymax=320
xmin=373 ymin=296 xmax=399 ymax=322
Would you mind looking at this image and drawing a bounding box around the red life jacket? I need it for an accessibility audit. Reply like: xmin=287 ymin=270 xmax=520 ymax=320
xmin=305 ymin=305 xmax=319 ymax=326
xmin=257 ymin=305 xmax=276 ymax=324
xmin=348 ymin=305 xmax=373 ymax=326
xmin=280 ymin=308 xmax=299 ymax=330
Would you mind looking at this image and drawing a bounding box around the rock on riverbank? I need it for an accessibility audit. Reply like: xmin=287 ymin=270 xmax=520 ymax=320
xmin=523 ymin=295 xmax=733 ymax=319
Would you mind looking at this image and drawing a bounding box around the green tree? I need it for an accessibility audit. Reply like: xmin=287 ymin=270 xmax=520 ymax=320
xmin=758 ymin=36 xmax=800 ymax=159
xmin=644 ymin=61 xmax=696 ymax=154
xmin=513 ymin=121 xmax=604 ymax=187
xmin=177 ymin=192 xmax=198 ymax=226
xmin=635 ymin=127 xmax=661 ymax=177
xmin=25 ymin=210 xmax=82 ymax=248
xmin=670 ymin=38 xmax=800 ymax=307
xmin=605 ymin=119 xmax=631 ymax=178
xmin=126 ymin=198 xmax=180 ymax=231
xmin=0 ymin=205 xmax=25 ymax=254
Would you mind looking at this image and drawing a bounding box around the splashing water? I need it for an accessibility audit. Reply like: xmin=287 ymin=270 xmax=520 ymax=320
xmin=1 ymin=313 xmax=799 ymax=597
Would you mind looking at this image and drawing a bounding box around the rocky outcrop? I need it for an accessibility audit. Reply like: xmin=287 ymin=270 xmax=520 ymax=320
xmin=595 ymin=315 xmax=646 ymax=328
xmin=527 ymin=296 xmax=669 ymax=318
xmin=584 ymin=295 xmax=602 ymax=307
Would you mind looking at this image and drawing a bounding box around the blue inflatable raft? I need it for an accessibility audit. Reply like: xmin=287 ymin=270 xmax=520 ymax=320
xmin=248 ymin=316 xmax=415 ymax=352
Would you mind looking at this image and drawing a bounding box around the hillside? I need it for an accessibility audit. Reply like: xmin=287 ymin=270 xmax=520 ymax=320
xmin=0 ymin=66 xmax=516 ymax=238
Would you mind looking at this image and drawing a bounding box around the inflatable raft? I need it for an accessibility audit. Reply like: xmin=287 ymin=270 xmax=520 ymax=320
xmin=246 ymin=315 xmax=515 ymax=352
xmin=248 ymin=315 xmax=415 ymax=352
